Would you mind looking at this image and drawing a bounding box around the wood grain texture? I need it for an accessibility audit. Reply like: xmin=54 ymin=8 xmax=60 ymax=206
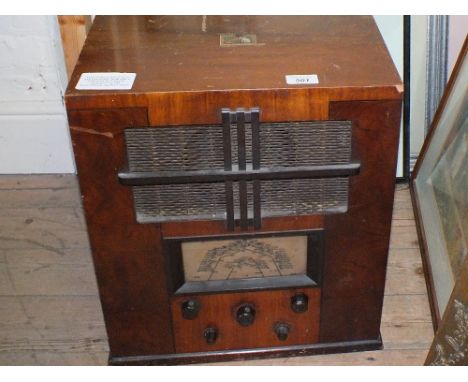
xmin=386 ymin=247 xmax=427 ymax=300
xmin=0 ymin=249 xmax=96 ymax=296
xmin=0 ymin=176 xmax=432 ymax=365
xmin=319 ymin=100 xmax=402 ymax=344
xmin=171 ymin=288 xmax=320 ymax=353
xmin=58 ymin=16 xmax=92 ymax=79
xmin=200 ymin=349 xmax=429 ymax=366
xmin=0 ymin=175 xmax=78 ymax=190
xmin=162 ymin=216 xmax=324 ymax=238
xmin=65 ymin=16 xmax=402 ymax=112
xmin=0 ymin=187 xmax=81 ymax=209
xmin=60 ymin=15 xmax=406 ymax=364
xmin=68 ymin=108 xmax=174 ymax=357
xmin=0 ymin=222 xmax=88 ymax=253
xmin=0 ymin=296 xmax=107 ymax=354
xmin=0 ymin=350 xmax=108 ymax=366
xmin=82 ymin=99 xmax=402 ymax=361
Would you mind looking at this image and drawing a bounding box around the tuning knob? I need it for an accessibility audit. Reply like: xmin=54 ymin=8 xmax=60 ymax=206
xmin=181 ymin=299 xmax=200 ymax=320
xmin=291 ymin=293 xmax=308 ymax=313
xmin=236 ymin=304 xmax=256 ymax=326
xmin=203 ymin=327 xmax=218 ymax=344
xmin=274 ymin=322 xmax=290 ymax=341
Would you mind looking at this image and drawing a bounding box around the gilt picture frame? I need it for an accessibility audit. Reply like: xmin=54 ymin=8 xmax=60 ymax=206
xmin=410 ymin=36 xmax=468 ymax=330
xmin=424 ymin=255 xmax=468 ymax=365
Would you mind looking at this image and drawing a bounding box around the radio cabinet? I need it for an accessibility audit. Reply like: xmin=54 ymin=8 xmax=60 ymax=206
xmin=65 ymin=16 xmax=403 ymax=365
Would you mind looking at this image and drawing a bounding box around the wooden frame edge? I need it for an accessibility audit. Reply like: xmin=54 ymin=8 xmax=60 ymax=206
xmin=409 ymin=180 xmax=441 ymax=330
xmin=409 ymin=35 xmax=468 ymax=332
xmin=108 ymin=336 xmax=383 ymax=365
xmin=58 ymin=15 xmax=93 ymax=80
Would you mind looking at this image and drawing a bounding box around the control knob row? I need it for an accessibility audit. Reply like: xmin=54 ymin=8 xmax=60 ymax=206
xmin=181 ymin=293 xmax=309 ymax=321
xmin=202 ymin=322 xmax=291 ymax=344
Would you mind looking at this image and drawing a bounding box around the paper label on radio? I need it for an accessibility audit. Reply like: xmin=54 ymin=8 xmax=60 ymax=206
xmin=285 ymin=74 xmax=319 ymax=85
xmin=75 ymin=72 xmax=137 ymax=90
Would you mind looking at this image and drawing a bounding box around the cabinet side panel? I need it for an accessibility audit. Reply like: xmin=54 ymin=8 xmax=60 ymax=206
xmin=320 ymin=100 xmax=402 ymax=342
xmin=67 ymin=108 xmax=174 ymax=357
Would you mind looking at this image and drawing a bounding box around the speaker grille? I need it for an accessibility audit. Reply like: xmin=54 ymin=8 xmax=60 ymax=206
xmin=125 ymin=125 xmax=225 ymax=171
xmin=261 ymin=178 xmax=349 ymax=217
xmin=260 ymin=122 xmax=351 ymax=166
xmin=125 ymin=121 xmax=352 ymax=223
xmin=133 ymin=183 xmax=227 ymax=223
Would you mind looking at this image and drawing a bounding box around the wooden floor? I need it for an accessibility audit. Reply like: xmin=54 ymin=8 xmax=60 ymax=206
xmin=0 ymin=175 xmax=433 ymax=365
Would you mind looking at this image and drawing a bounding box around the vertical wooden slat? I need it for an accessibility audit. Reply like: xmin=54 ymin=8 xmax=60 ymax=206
xmin=236 ymin=110 xmax=248 ymax=229
xmin=222 ymin=109 xmax=235 ymax=231
xmin=57 ymin=16 xmax=92 ymax=79
xmin=251 ymin=108 xmax=262 ymax=229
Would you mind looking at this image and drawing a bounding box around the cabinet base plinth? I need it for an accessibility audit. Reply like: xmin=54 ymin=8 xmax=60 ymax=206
xmin=108 ymin=335 xmax=383 ymax=365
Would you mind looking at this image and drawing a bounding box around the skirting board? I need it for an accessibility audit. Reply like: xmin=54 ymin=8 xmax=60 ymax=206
xmin=0 ymin=115 xmax=75 ymax=173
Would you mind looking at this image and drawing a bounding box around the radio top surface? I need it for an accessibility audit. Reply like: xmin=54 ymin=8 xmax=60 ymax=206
xmin=65 ymin=16 xmax=402 ymax=104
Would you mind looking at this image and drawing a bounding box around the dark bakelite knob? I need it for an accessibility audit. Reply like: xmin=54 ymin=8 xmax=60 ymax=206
xmin=236 ymin=304 xmax=256 ymax=326
xmin=274 ymin=323 xmax=290 ymax=341
xmin=181 ymin=299 xmax=200 ymax=320
xmin=204 ymin=327 xmax=218 ymax=345
xmin=291 ymin=293 xmax=309 ymax=313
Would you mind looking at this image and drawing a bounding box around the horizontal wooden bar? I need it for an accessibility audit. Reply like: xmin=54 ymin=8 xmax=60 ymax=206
xmin=109 ymin=336 xmax=383 ymax=365
xmin=118 ymin=162 xmax=361 ymax=186
xmin=175 ymin=275 xmax=317 ymax=295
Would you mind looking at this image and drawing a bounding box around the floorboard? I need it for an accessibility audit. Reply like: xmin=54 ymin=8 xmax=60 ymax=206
xmin=0 ymin=176 xmax=433 ymax=365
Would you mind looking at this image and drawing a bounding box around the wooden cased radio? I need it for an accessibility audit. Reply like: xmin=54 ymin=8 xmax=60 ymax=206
xmin=65 ymin=16 xmax=403 ymax=365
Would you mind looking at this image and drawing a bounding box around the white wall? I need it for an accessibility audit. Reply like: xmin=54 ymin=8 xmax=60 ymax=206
xmin=373 ymin=16 xmax=404 ymax=177
xmin=373 ymin=16 xmax=404 ymax=78
xmin=0 ymin=16 xmax=75 ymax=174
xmin=410 ymin=15 xmax=468 ymax=159
xmin=448 ymin=15 xmax=468 ymax=75
xmin=409 ymin=16 xmax=428 ymax=157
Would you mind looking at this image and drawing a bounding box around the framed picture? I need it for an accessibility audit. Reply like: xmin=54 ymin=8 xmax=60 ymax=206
xmin=410 ymin=36 xmax=468 ymax=329
xmin=424 ymin=255 xmax=468 ymax=365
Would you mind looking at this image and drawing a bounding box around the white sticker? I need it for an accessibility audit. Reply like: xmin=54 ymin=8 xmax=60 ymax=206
xmin=75 ymin=72 xmax=137 ymax=90
xmin=285 ymin=74 xmax=319 ymax=85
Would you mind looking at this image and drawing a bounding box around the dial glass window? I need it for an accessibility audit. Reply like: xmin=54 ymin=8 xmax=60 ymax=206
xmin=182 ymin=236 xmax=308 ymax=282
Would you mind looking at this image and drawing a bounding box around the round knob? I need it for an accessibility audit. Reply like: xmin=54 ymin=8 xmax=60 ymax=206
xmin=236 ymin=304 xmax=256 ymax=326
xmin=274 ymin=323 xmax=290 ymax=341
xmin=203 ymin=327 xmax=218 ymax=345
xmin=181 ymin=299 xmax=200 ymax=320
xmin=291 ymin=293 xmax=308 ymax=313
